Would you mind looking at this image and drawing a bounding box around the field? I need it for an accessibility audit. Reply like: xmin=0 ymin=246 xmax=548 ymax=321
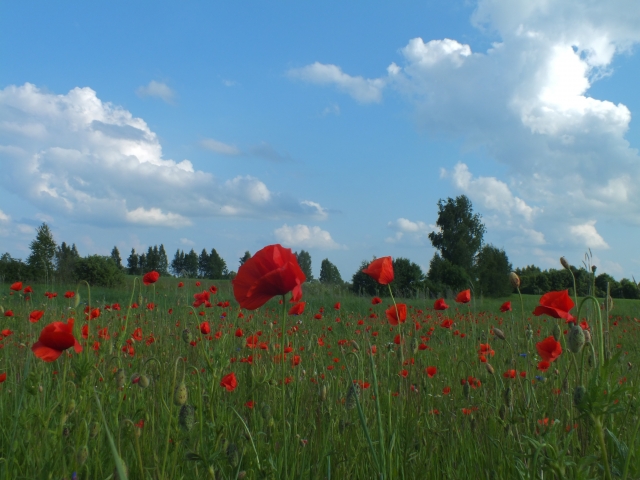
xmin=1 ymin=274 xmax=639 ymax=479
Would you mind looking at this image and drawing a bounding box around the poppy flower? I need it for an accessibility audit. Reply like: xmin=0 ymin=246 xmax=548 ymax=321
xmin=233 ymin=244 xmax=306 ymax=310
xmin=425 ymin=366 xmax=437 ymax=378
xmin=245 ymin=400 xmax=255 ymax=409
xmin=10 ymin=282 xmax=22 ymax=291
xmin=536 ymin=336 xmax=562 ymax=363
xmin=200 ymin=321 xmax=211 ymax=335
xmin=193 ymin=291 xmax=210 ymax=308
xmin=442 ymin=386 xmax=451 ymax=395
xmin=81 ymin=324 xmax=89 ymax=339
xmin=143 ymin=271 xmax=160 ymax=285
xmin=362 ymin=257 xmax=394 ymax=285
xmin=371 ymin=297 xmax=382 ymax=305
xmin=434 ymin=298 xmax=449 ymax=310
xmin=4 ymin=310 xmax=13 ymax=317
xmin=532 ymin=290 xmax=575 ymax=322
xmin=220 ymin=372 xmax=238 ymax=392
xmin=64 ymin=291 xmax=75 ymax=299
xmin=385 ymin=304 xmax=407 ymax=326
xmin=334 ymin=302 xmax=340 ymax=310
xmin=537 ymin=361 xmax=550 ymax=372
xmin=235 ymin=328 xmax=244 ymax=337
xmin=503 ymin=369 xmax=516 ymax=379
xmin=314 ymin=313 xmax=322 ymax=320
xmin=23 ymin=286 xmax=33 ymax=293
xmin=0 ymin=372 xmax=6 ymax=383
xmin=178 ymin=282 xmax=184 ymax=288
xmin=132 ymin=328 xmax=143 ymax=341
xmin=288 ymin=301 xmax=306 ymax=316
xmin=440 ymin=319 xmax=453 ymax=329
xmin=245 ymin=335 xmax=259 ymax=348
xmin=455 ymin=289 xmax=471 ymax=304
xmin=31 ymin=318 xmax=82 ymax=362
xmin=2 ymin=329 xmax=13 ymax=337
xmin=399 ymin=369 xmax=409 ymax=378
xmin=500 ymin=301 xmax=512 ymax=313
xmin=29 ymin=310 xmax=44 ymax=323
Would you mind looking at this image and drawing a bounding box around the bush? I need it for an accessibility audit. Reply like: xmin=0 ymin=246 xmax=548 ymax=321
xmin=74 ymin=255 xmax=126 ymax=288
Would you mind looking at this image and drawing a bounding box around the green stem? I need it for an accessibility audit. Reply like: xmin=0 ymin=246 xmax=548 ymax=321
xmin=592 ymin=415 xmax=613 ymax=480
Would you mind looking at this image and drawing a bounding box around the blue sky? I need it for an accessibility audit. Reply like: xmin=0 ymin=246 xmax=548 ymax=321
xmin=1 ymin=0 xmax=640 ymax=281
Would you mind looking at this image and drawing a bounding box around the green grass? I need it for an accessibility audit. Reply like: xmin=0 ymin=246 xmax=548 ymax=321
xmin=1 ymin=279 xmax=639 ymax=479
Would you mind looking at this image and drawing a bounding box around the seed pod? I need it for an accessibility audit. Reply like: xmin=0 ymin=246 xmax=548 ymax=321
xmin=485 ymin=363 xmax=495 ymax=375
xmin=583 ymin=329 xmax=591 ymax=344
xmin=76 ymin=445 xmax=89 ymax=465
xmin=573 ymin=385 xmax=586 ymax=407
xmin=115 ymin=368 xmax=126 ymax=389
xmin=567 ymin=324 xmax=585 ymax=354
xmin=138 ymin=374 xmax=150 ymax=389
xmin=226 ymin=442 xmax=239 ymax=468
xmin=493 ymin=328 xmax=505 ymax=341
xmin=552 ymin=324 xmax=561 ymax=341
xmin=66 ymin=399 xmax=76 ymax=416
xmin=509 ymin=272 xmax=520 ymax=289
xmin=463 ymin=382 xmax=470 ymax=399
xmin=173 ymin=382 xmax=188 ymax=406
xmin=261 ymin=403 xmax=272 ymax=421
xmin=560 ymin=257 xmax=571 ymax=270
xmin=591 ymin=265 xmax=597 ymax=274
xmin=503 ymin=387 xmax=513 ymax=408
xmin=345 ymin=383 xmax=360 ymax=410
xmin=178 ymin=404 xmax=195 ymax=432
xmin=89 ymin=421 xmax=101 ymax=439
xmin=182 ymin=328 xmax=193 ymax=344
xmin=319 ymin=385 xmax=327 ymax=402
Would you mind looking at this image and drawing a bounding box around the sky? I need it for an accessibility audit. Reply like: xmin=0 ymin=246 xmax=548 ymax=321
xmin=1 ymin=0 xmax=640 ymax=281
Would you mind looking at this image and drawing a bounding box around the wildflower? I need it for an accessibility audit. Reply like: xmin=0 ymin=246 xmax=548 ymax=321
xmin=29 ymin=310 xmax=44 ymax=323
xmin=385 ymin=304 xmax=407 ymax=326
xmin=442 ymin=386 xmax=451 ymax=395
xmin=220 ymin=372 xmax=238 ymax=392
xmin=232 ymin=244 xmax=306 ymax=310
xmin=10 ymin=282 xmax=22 ymax=291
xmin=425 ymin=366 xmax=437 ymax=378
xmin=503 ymin=370 xmax=516 ymax=379
xmin=64 ymin=291 xmax=75 ymax=299
xmin=0 ymin=372 xmax=6 ymax=383
xmin=440 ymin=319 xmax=453 ymax=329
xmin=455 ymin=289 xmax=471 ymax=304
xmin=143 ymin=271 xmax=160 ymax=285
xmin=500 ymin=301 xmax=511 ymax=312
xmin=536 ymin=336 xmax=562 ymax=363
xmin=399 ymin=369 xmax=409 ymax=378
xmin=533 ymin=290 xmax=575 ymax=322
xmin=289 ymin=302 xmax=306 ymax=315
xmin=200 ymin=322 xmax=211 ymax=335
xmin=362 ymin=257 xmax=394 ymax=285
xmin=32 ymin=318 xmax=82 ymax=362
xmin=537 ymin=361 xmax=550 ymax=372
xmin=371 ymin=297 xmax=382 ymax=305
xmin=4 ymin=310 xmax=13 ymax=317
xmin=433 ymin=298 xmax=448 ymax=310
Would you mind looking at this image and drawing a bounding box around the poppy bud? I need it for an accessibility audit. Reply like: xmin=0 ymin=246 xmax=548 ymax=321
xmin=485 ymin=363 xmax=495 ymax=375
xmin=76 ymin=445 xmax=89 ymax=465
xmin=583 ymin=329 xmax=591 ymax=344
xmin=503 ymin=387 xmax=513 ymax=408
xmin=89 ymin=421 xmax=101 ymax=438
xmin=591 ymin=265 xmax=597 ymax=274
xmin=115 ymin=368 xmax=125 ymax=389
xmin=509 ymin=272 xmax=520 ymax=289
xmin=226 ymin=442 xmax=239 ymax=468
xmin=182 ymin=328 xmax=193 ymax=344
xmin=493 ymin=328 xmax=505 ymax=341
xmin=573 ymin=385 xmax=586 ymax=407
xmin=552 ymin=324 xmax=561 ymax=341
xmin=261 ymin=403 xmax=272 ymax=421
xmin=463 ymin=382 xmax=470 ymax=399
xmin=410 ymin=336 xmax=419 ymax=355
xmin=178 ymin=404 xmax=195 ymax=432
xmin=567 ymin=324 xmax=585 ymax=354
xmin=138 ymin=374 xmax=150 ymax=389
xmin=173 ymin=382 xmax=188 ymax=406
xmin=345 ymin=383 xmax=360 ymax=410
xmin=560 ymin=257 xmax=571 ymax=270
xmin=65 ymin=399 xmax=76 ymax=416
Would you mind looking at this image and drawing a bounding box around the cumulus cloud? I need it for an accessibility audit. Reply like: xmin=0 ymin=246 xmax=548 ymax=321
xmin=274 ymin=224 xmax=345 ymax=250
xmin=136 ymin=81 xmax=175 ymax=104
xmin=569 ymin=220 xmax=609 ymax=249
xmin=287 ymin=62 xmax=385 ymax=103
xmin=0 ymin=209 xmax=9 ymax=222
xmin=200 ymin=138 xmax=292 ymax=162
xmin=200 ymin=138 xmax=241 ymax=156
xmin=0 ymin=83 xmax=327 ymax=227
xmin=386 ymin=218 xmax=434 ymax=244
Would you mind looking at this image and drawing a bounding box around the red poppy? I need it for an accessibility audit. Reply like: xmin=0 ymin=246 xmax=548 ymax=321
xmin=455 ymin=289 xmax=471 ymax=304
xmin=220 ymin=372 xmax=238 ymax=392
xmin=193 ymin=290 xmax=210 ymax=308
xmin=143 ymin=271 xmax=160 ymax=285
xmin=23 ymin=286 xmax=33 ymax=293
xmin=10 ymin=282 xmax=22 ymax=291
xmin=245 ymin=400 xmax=255 ymax=409
xmin=291 ymin=355 xmax=301 ymax=366
xmin=178 ymin=282 xmax=184 ymax=288
xmin=385 ymin=304 xmax=407 ymax=326
xmin=29 ymin=310 xmax=44 ymax=323
xmin=209 ymin=285 xmax=218 ymax=294
xmin=440 ymin=318 xmax=453 ymax=329
xmin=235 ymin=328 xmax=244 ymax=337
xmin=500 ymin=301 xmax=512 ymax=313
xmin=399 ymin=369 xmax=409 ymax=378
xmin=288 ymin=301 xmax=306 ymax=316
xmin=371 ymin=297 xmax=382 ymax=305
xmin=334 ymin=302 xmax=341 ymax=310
xmin=0 ymin=372 xmax=6 ymax=383
xmin=425 ymin=366 xmax=437 ymax=378
xmin=536 ymin=336 xmax=562 ymax=363
xmin=88 ymin=308 xmax=100 ymax=320
xmin=81 ymin=324 xmax=89 ymax=339
xmin=503 ymin=369 xmax=516 ymax=379
xmin=433 ymin=298 xmax=449 ymax=310
xmin=314 ymin=313 xmax=322 ymax=320
xmin=246 ymin=335 xmax=259 ymax=348
xmin=232 ymin=244 xmax=306 ymax=310
xmin=4 ymin=310 xmax=13 ymax=317
xmin=31 ymin=318 xmax=82 ymax=362
xmin=132 ymin=328 xmax=143 ymax=341
xmin=63 ymin=291 xmax=75 ymax=299
xmin=363 ymin=257 xmax=394 ymax=285
xmin=537 ymin=360 xmax=550 ymax=372
xmin=195 ymin=281 xmax=201 ymax=287
xmin=2 ymin=329 xmax=13 ymax=337
xmin=200 ymin=321 xmax=211 ymax=335
xmin=532 ymin=290 xmax=575 ymax=322
xmin=442 ymin=386 xmax=451 ymax=395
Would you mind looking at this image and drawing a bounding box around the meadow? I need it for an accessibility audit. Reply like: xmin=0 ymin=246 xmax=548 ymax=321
xmin=1 ymin=261 xmax=639 ymax=479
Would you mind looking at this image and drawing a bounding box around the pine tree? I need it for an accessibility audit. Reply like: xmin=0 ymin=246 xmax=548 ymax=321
xmin=55 ymin=242 xmax=80 ymax=282
xmin=127 ymin=249 xmax=139 ymax=275
xmin=199 ymin=249 xmax=210 ymax=278
xmin=111 ymin=246 xmax=123 ymax=270
xmin=239 ymin=251 xmax=251 ymax=267
xmin=138 ymin=253 xmax=147 ymax=273
xmin=319 ymin=259 xmax=342 ymax=284
xmin=158 ymin=244 xmax=169 ymax=276
xmin=209 ymin=248 xmax=228 ymax=279
xmin=27 ymin=223 xmax=57 ymax=280
xmin=171 ymin=249 xmax=185 ymax=276
xmin=295 ymin=250 xmax=313 ymax=280
xmin=184 ymin=249 xmax=199 ymax=278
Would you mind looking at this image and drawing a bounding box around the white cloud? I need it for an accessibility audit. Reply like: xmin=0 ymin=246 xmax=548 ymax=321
xmin=322 ymin=104 xmax=341 ymax=116
xmin=386 ymin=218 xmax=434 ymax=244
xmin=136 ymin=81 xmax=175 ymax=104
xmin=180 ymin=237 xmax=195 ymax=246
xmin=0 ymin=83 xmax=327 ymax=226
xmin=0 ymin=209 xmax=9 ymax=222
xmin=300 ymin=200 xmax=328 ymax=220
xmin=288 ymin=62 xmax=385 ymax=103
xmin=569 ymin=220 xmax=609 ymax=249
xmin=17 ymin=224 xmax=33 ymax=235
xmin=274 ymin=224 xmax=345 ymax=250
xmin=200 ymin=138 xmax=241 ymax=156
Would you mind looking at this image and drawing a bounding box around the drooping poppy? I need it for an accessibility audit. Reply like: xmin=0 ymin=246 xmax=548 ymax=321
xmin=455 ymin=289 xmax=471 ymax=304
xmin=288 ymin=301 xmax=306 ymax=316
xmin=532 ymin=290 xmax=575 ymax=322
xmin=536 ymin=336 xmax=562 ymax=363
xmin=434 ymin=298 xmax=449 ymax=310
xmin=500 ymin=301 xmax=512 ymax=313
xmin=23 ymin=286 xmax=33 ymax=293
xmin=10 ymin=282 xmax=22 ymax=291
xmin=232 ymin=244 xmax=306 ymax=310
xmin=220 ymin=372 xmax=238 ymax=392
xmin=31 ymin=318 xmax=82 ymax=362
xmin=29 ymin=310 xmax=44 ymax=323
xmin=362 ymin=257 xmax=394 ymax=285
xmin=385 ymin=304 xmax=407 ymax=326
xmin=143 ymin=271 xmax=160 ymax=285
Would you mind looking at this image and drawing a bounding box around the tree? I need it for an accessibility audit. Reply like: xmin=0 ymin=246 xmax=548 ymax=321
xmin=475 ymin=245 xmax=513 ymax=298
xmin=27 ymin=223 xmax=57 ymax=280
xmin=0 ymin=253 xmax=27 ymax=282
xmin=319 ymin=259 xmax=342 ymax=284
xmin=55 ymin=242 xmax=80 ymax=283
xmin=127 ymin=249 xmax=140 ymax=275
xmin=239 ymin=251 xmax=251 ymax=268
xmin=74 ymin=255 xmax=125 ymax=287
xmin=428 ymin=195 xmax=485 ymax=275
xmin=184 ymin=249 xmax=199 ymax=278
xmin=158 ymin=244 xmax=169 ymax=276
xmin=171 ymin=249 xmax=186 ymax=276
xmin=427 ymin=254 xmax=469 ymax=294
xmin=111 ymin=246 xmax=123 ymax=270
xmin=392 ymin=258 xmax=424 ymax=297
xmin=295 ymin=250 xmax=313 ymax=281
xmin=199 ymin=249 xmax=210 ymax=278
xmin=208 ymin=248 xmax=228 ymax=279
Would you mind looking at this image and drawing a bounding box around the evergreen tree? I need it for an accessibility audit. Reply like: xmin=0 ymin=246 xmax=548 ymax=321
xmin=138 ymin=253 xmax=147 ymax=273
xmin=239 ymin=251 xmax=251 ymax=267
xmin=171 ymin=249 xmax=185 ymax=276
xmin=27 ymin=223 xmax=57 ymax=280
xmin=184 ymin=249 xmax=199 ymax=278
xmin=295 ymin=250 xmax=313 ymax=281
xmin=209 ymin=248 xmax=228 ymax=279
xmin=198 ymin=249 xmax=210 ymax=278
xmin=127 ymin=249 xmax=139 ymax=275
xmin=55 ymin=242 xmax=80 ymax=282
xmin=110 ymin=246 xmax=123 ymax=270
xmin=319 ymin=258 xmax=342 ymax=284
xmin=158 ymin=244 xmax=169 ymax=276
